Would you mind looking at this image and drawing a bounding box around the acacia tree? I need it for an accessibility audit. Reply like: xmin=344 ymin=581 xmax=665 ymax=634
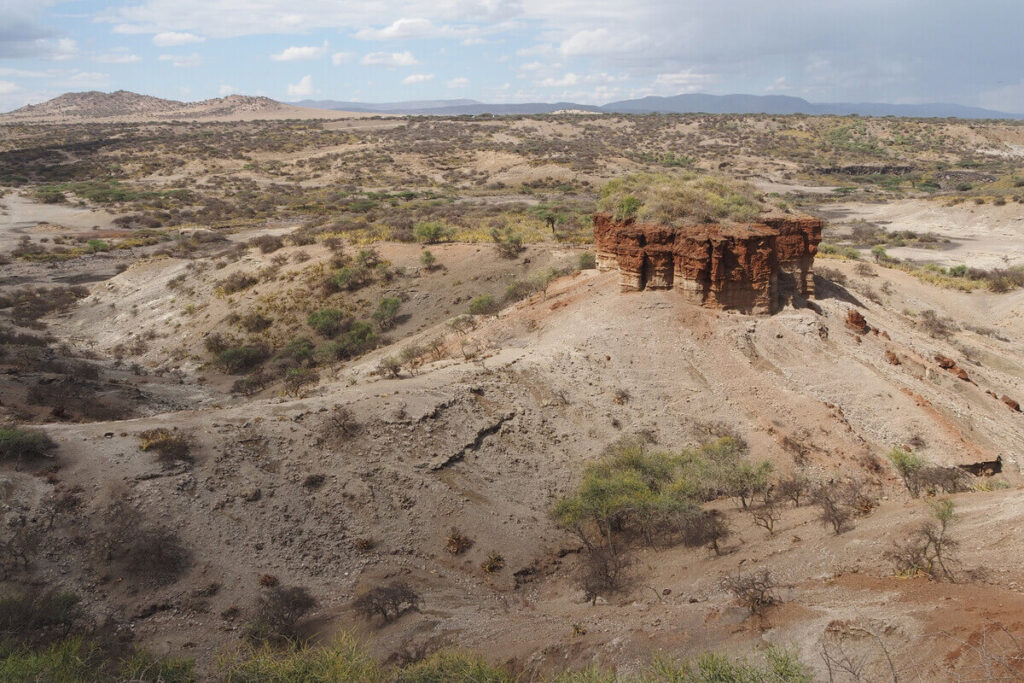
xmin=887 ymin=498 xmax=959 ymax=581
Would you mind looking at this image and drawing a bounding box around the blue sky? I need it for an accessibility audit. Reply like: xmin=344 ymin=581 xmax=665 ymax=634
xmin=2 ymin=0 xmax=1024 ymax=113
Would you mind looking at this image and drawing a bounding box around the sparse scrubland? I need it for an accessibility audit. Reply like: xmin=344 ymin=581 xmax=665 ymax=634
xmin=3 ymin=110 xmax=1024 ymax=680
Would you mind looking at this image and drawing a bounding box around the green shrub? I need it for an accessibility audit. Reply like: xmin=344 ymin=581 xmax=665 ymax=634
xmin=578 ymin=252 xmax=597 ymax=269
xmin=887 ymin=448 xmax=927 ymax=497
xmin=216 ymin=344 xmax=271 ymax=373
xmin=721 ymin=460 xmax=774 ymax=509
xmin=553 ymin=435 xmax=761 ymax=576
xmin=217 ymin=635 xmax=379 ymax=682
xmin=249 ymin=234 xmax=284 ymax=254
xmin=283 ymin=368 xmax=319 ymax=395
xmin=393 ymin=651 xmax=513 ymax=683
xmin=468 ymin=295 xmax=498 ymax=315
xmin=118 ymin=649 xmax=196 ymax=683
xmin=246 ymin=585 xmax=317 ymax=645
xmin=282 ymin=336 xmax=315 ymax=364
xmin=372 ymin=298 xmax=401 ymax=330
xmin=614 ymin=195 xmax=641 ymax=220
xmin=648 ymin=646 xmax=811 ymax=683
xmin=818 ymin=243 xmax=861 ymax=260
xmin=598 ymin=173 xmax=769 ymax=226
xmin=86 ymin=239 xmax=110 ymax=253
xmin=307 ymin=309 xmax=349 ymax=337
xmin=490 ymin=225 xmax=524 ymax=258
xmin=316 ymin=322 xmax=378 ymax=362
xmin=413 ymin=221 xmax=452 ymax=244
xmin=0 ymin=427 xmax=56 ymax=461
xmin=219 ymin=272 xmax=258 ymax=295
xmin=502 ymin=280 xmax=537 ymax=303
xmin=0 ymin=589 xmax=82 ymax=643
xmin=329 ymin=265 xmax=371 ymax=292
xmin=419 ymin=250 xmax=436 ymax=270
xmin=0 ymin=638 xmax=195 ymax=683
xmin=34 ymin=188 xmax=66 ymax=204
xmin=0 ymin=638 xmax=107 ymax=682
xmin=239 ymin=312 xmax=272 ymax=333
xmin=352 ymin=582 xmax=421 ymax=624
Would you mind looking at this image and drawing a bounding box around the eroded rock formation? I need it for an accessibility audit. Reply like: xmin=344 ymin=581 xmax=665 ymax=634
xmin=593 ymin=213 xmax=823 ymax=314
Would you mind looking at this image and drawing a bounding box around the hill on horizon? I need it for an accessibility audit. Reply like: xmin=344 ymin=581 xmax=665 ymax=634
xmin=294 ymin=92 xmax=1023 ymax=119
xmin=5 ymin=89 xmax=1023 ymax=122
xmin=0 ymin=90 xmax=362 ymax=123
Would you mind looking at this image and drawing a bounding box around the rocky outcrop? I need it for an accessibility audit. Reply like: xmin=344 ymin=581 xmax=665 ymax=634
xmin=846 ymin=309 xmax=870 ymax=334
xmin=593 ymin=213 xmax=822 ymax=314
xmin=935 ymin=355 xmax=971 ymax=382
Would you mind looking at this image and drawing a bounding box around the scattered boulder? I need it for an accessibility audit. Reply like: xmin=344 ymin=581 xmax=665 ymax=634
xmin=933 ymin=355 xmax=971 ymax=382
xmin=845 ymin=309 xmax=870 ymax=334
xmin=1002 ymin=395 xmax=1021 ymax=412
xmin=885 ymin=350 xmax=901 ymax=365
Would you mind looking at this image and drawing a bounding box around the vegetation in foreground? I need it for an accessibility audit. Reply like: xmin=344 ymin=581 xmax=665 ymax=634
xmin=1 ymin=631 xmax=810 ymax=682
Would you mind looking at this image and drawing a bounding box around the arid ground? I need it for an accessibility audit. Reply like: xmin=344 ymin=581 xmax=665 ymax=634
xmin=3 ymin=101 xmax=1024 ymax=680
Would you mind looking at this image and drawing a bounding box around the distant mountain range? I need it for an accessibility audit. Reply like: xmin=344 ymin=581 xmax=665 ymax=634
xmin=293 ymin=93 xmax=1024 ymax=119
xmin=4 ymin=90 xmax=1021 ymax=122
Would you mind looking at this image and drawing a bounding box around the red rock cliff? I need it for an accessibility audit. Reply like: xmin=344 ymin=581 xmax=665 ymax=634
xmin=593 ymin=213 xmax=823 ymax=314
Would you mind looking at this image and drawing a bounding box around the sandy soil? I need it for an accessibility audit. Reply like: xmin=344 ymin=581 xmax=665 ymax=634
xmin=822 ymin=198 xmax=1024 ymax=268
xmin=0 ymin=192 xmax=118 ymax=251
xmin=5 ymin=247 xmax=1023 ymax=678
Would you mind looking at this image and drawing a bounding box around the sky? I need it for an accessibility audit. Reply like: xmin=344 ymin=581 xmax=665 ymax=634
xmin=2 ymin=0 xmax=1024 ymax=113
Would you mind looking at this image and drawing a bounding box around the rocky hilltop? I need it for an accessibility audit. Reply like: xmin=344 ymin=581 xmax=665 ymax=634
xmin=593 ymin=213 xmax=822 ymax=314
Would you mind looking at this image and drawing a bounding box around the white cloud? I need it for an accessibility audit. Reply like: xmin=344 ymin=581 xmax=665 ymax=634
xmin=61 ymin=71 xmax=111 ymax=87
xmin=356 ymin=18 xmax=434 ymax=40
xmin=654 ymin=70 xmax=714 ymax=93
xmin=540 ymin=73 xmax=578 ymax=87
xmin=516 ymin=44 xmax=554 ymax=58
xmin=0 ymin=67 xmax=50 ymax=78
xmin=24 ymin=38 xmax=79 ymax=62
xmin=270 ymin=42 xmax=328 ymax=61
xmin=558 ymin=28 xmax=646 ymax=57
xmin=331 ymin=51 xmax=354 ymax=65
xmin=354 ymin=17 xmax=486 ymax=41
xmin=157 ymin=52 xmax=201 ymax=67
xmin=558 ymin=28 xmax=608 ymax=56
xmin=287 ymin=74 xmax=313 ymax=97
xmin=81 ymin=0 xmax=1024 ymax=108
xmin=447 ymin=77 xmax=469 ymax=88
xmin=95 ymin=51 xmax=142 ymax=64
xmin=112 ymin=24 xmax=147 ymax=34
xmin=0 ymin=81 xmax=19 ymax=95
xmin=219 ymin=84 xmax=236 ymax=96
xmin=402 ymin=73 xmax=434 ymax=85
xmin=152 ymin=32 xmax=204 ymax=47
xmin=360 ymin=51 xmax=418 ymax=67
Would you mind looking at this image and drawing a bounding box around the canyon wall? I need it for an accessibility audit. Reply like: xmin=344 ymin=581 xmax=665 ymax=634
xmin=593 ymin=213 xmax=823 ymax=314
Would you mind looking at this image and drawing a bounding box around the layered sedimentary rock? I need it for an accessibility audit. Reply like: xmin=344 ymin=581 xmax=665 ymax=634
xmin=593 ymin=213 xmax=822 ymax=314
